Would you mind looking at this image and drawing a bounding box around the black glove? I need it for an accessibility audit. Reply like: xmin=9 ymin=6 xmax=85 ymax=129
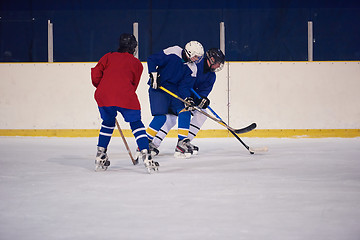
xmin=184 ymin=97 xmax=195 ymax=111
xmin=195 ymin=96 xmax=210 ymax=109
xmin=149 ymin=72 xmax=160 ymax=89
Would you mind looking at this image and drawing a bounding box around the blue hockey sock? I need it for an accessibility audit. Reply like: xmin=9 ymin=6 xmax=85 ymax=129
xmin=178 ymin=111 xmax=191 ymax=140
xmin=130 ymin=120 xmax=149 ymax=151
xmin=146 ymin=115 xmax=167 ymax=141
xmin=98 ymin=119 xmax=115 ymax=148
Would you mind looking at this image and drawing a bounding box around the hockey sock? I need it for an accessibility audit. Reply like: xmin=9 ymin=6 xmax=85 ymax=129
xmin=146 ymin=115 xmax=167 ymax=141
xmin=188 ymin=123 xmax=200 ymax=141
xmin=177 ymin=111 xmax=191 ymax=140
xmin=130 ymin=120 xmax=149 ymax=151
xmin=98 ymin=119 xmax=115 ymax=148
xmin=188 ymin=111 xmax=207 ymax=141
xmin=153 ymin=114 xmax=177 ymax=148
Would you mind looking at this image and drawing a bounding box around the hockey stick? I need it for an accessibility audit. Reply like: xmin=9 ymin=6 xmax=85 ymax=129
xmin=190 ymin=89 xmax=256 ymax=134
xmin=192 ymin=89 xmax=268 ymax=154
xmin=159 ymin=86 xmax=267 ymax=154
xmin=190 ymin=89 xmax=263 ymax=154
xmin=159 ymin=86 xmax=250 ymax=133
xmin=115 ymin=118 xmax=138 ymax=165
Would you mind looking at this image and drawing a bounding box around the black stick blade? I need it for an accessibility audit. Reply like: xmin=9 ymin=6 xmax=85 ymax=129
xmin=234 ymin=123 xmax=257 ymax=134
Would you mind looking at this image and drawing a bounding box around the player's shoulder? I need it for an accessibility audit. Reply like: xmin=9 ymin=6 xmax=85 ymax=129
xmin=109 ymin=52 xmax=141 ymax=65
xmin=114 ymin=52 xmax=138 ymax=60
xmin=99 ymin=52 xmax=112 ymax=59
xmin=163 ymin=46 xmax=183 ymax=58
xmin=125 ymin=53 xmax=142 ymax=66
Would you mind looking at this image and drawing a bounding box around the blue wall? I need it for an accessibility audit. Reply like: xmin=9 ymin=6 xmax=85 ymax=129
xmin=1 ymin=0 xmax=359 ymax=62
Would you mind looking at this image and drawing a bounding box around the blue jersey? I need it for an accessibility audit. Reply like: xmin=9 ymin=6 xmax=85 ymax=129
xmin=147 ymin=46 xmax=197 ymax=99
xmin=192 ymin=58 xmax=216 ymax=98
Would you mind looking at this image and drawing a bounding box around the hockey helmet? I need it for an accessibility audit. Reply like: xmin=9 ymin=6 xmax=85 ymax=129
xmin=184 ymin=41 xmax=204 ymax=64
xmin=118 ymin=33 xmax=137 ymax=55
xmin=206 ymin=48 xmax=225 ymax=72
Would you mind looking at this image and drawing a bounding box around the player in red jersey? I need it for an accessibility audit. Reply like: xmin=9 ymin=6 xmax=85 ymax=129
xmin=91 ymin=33 xmax=158 ymax=172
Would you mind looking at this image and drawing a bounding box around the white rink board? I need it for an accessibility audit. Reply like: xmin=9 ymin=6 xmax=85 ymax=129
xmin=0 ymin=61 xmax=359 ymax=129
xmin=228 ymin=62 xmax=360 ymax=129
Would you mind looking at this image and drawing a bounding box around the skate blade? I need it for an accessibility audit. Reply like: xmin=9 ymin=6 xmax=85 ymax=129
xmin=95 ymin=161 xmax=101 ymax=171
xmin=145 ymin=166 xmax=159 ymax=174
xmin=174 ymin=152 xmax=192 ymax=159
xmin=144 ymin=162 xmax=159 ymax=174
xmin=95 ymin=165 xmax=102 ymax=171
xmin=95 ymin=165 xmax=108 ymax=171
xmin=150 ymin=151 xmax=158 ymax=157
xmin=95 ymin=160 xmax=109 ymax=171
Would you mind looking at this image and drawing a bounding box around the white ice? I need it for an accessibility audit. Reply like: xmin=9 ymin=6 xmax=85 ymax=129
xmin=1 ymin=136 xmax=360 ymax=240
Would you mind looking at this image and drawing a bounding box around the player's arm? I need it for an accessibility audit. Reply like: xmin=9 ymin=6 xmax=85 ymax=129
xmin=91 ymin=54 xmax=109 ymax=87
xmin=132 ymin=59 xmax=144 ymax=89
xmin=178 ymin=69 xmax=196 ymax=99
xmin=193 ymin=74 xmax=216 ymax=109
xmin=147 ymin=51 xmax=166 ymax=88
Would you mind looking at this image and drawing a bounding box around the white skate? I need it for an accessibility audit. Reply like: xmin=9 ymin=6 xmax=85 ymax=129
xmin=140 ymin=149 xmax=159 ymax=173
xmin=95 ymin=146 xmax=110 ymax=171
xmin=174 ymin=138 xmax=193 ymax=158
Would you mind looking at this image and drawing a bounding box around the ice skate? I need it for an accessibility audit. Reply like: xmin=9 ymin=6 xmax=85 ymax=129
xmin=134 ymin=141 xmax=160 ymax=163
xmin=140 ymin=149 xmax=159 ymax=173
xmin=149 ymin=141 xmax=160 ymax=156
xmin=189 ymin=142 xmax=199 ymax=155
xmin=95 ymin=146 xmax=110 ymax=171
xmin=134 ymin=148 xmax=141 ymax=164
xmin=174 ymin=138 xmax=193 ymax=158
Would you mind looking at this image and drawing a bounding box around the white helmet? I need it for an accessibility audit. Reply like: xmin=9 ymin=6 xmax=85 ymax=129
xmin=184 ymin=41 xmax=204 ymax=64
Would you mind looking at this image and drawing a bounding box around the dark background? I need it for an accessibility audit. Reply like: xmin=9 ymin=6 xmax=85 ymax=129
xmin=1 ymin=0 xmax=359 ymax=62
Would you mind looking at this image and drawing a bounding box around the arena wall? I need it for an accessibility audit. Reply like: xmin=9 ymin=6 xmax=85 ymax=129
xmin=1 ymin=62 xmax=359 ymax=137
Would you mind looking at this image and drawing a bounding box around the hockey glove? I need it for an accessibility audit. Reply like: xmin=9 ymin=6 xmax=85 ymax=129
xmin=184 ymin=97 xmax=196 ymax=111
xmin=150 ymin=72 xmax=160 ymax=89
xmin=195 ymin=96 xmax=210 ymax=109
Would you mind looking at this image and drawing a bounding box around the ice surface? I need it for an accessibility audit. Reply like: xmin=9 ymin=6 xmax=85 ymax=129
xmin=1 ymin=136 xmax=360 ymax=240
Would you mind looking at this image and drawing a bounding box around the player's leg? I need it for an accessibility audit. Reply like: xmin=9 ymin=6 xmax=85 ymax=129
xmin=172 ymin=99 xmax=193 ymax=158
xmin=95 ymin=106 xmax=116 ymax=171
xmin=187 ymin=110 xmax=208 ymax=154
xmin=188 ymin=110 xmax=207 ymax=140
xmin=152 ymin=114 xmax=177 ymax=149
xmin=146 ymin=115 xmax=167 ymax=143
xmin=178 ymin=111 xmax=191 ymax=140
xmin=146 ymin=88 xmax=170 ymax=142
xmin=120 ymin=107 xmax=159 ymax=172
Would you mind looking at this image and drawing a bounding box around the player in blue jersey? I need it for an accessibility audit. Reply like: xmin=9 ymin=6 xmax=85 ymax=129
xmin=145 ymin=41 xmax=204 ymax=158
xmin=150 ymin=48 xmax=225 ymax=155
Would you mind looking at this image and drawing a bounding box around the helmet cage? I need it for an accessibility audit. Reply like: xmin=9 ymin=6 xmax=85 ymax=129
xmin=206 ymin=48 xmax=225 ymax=72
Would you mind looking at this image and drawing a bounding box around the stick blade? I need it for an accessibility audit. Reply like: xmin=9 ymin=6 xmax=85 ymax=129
xmin=249 ymin=146 xmax=269 ymax=154
xmin=234 ymin=123 xmax=257 ymax=134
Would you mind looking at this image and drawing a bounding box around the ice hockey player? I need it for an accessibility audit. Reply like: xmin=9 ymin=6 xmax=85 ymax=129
xmin=150 ymin=48 xmax=225 ymax=155
xmin=91 ymin=33 xmax=159 ymax=172
xmin=144 ymin=41 xmax=204 ymax=158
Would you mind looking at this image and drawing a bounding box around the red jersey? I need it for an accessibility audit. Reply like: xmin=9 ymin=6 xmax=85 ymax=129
xmin=91 ymin=52 xmax=143 ymax=110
